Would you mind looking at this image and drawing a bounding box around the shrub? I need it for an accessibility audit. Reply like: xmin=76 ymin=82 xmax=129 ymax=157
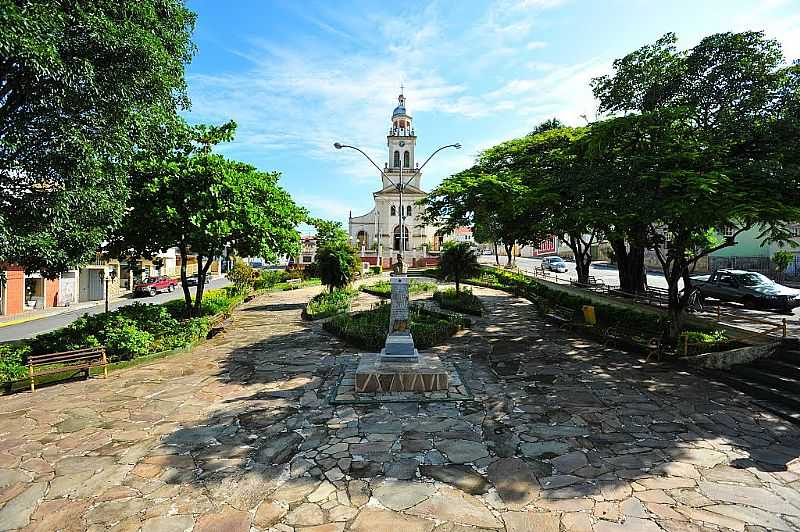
xmin=323 ymin=303 xmax=469 ymax=350
xmin=362 ymin=279 xmax=436 ymax=298
xmin=0 ymin=344 xmax=29 ymax=383
xmin=104 ymin=321 xmax=153 ymax=360
xmin=306 ymin=288 xmax=357 ymax=319
xmin=434 ymin=287 xmax=483 ymax=316
xmin=227 ymin=259 xmax=257 ymax=294
xmin=370 ymin=265 xmax=382 ymax=274
xmin=253 ymin=269 xmax=288 ymax=290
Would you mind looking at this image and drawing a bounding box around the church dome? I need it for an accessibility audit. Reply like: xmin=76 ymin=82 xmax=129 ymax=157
xmin=392 ymin=103 xmax=407 ymax=117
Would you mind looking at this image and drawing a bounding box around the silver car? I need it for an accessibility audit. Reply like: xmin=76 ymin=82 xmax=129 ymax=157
xmin=541 ymin=256 xmax=568 ymax=273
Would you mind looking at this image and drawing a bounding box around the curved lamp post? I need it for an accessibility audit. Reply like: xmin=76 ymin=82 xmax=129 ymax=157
xmin=334 ymin=142 xmax=461 ymax=266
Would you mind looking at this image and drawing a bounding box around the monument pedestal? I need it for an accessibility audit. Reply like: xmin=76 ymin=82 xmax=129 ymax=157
xmin=354 ymin=352 xmax=449 ymax=393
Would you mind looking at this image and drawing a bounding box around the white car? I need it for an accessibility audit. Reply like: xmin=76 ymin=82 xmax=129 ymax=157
xmin=541 ymin=256 xmax=568 ymax=273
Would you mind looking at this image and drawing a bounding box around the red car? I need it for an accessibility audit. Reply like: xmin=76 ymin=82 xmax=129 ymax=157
xmin=134 ymin=276 xmax=177 ymax=297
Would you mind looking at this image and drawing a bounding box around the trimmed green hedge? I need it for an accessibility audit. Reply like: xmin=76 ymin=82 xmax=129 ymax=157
xmin=362 ymin=279 xmax=437 ymax=298
xmin=434 ymin=288 xmax=483 ymax=316
xmin=305 ymin=288 xmax=357 ymax=320
xmin=323 ymin=302 xmax=470 ymax=351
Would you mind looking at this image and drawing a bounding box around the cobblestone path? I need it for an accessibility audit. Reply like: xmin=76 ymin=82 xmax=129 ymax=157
xmin=2 ymin=285 xmax=800 ymax=531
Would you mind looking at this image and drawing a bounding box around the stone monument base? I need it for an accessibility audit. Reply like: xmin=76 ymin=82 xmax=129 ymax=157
xmin=354 ymin=352 xmax=449 ymax=393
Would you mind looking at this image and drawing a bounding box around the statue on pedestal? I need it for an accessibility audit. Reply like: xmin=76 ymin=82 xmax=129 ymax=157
xmin=392 ymin=253 xmax=406 ymax=275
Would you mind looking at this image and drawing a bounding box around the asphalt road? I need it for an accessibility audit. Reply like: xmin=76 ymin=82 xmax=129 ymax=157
xmin=480 ymin=255 xmax=800 ymax=330
xmin=0 ymin=277 xmax=230 ymax=342
xmin=479 ymin=255 xmax=671 ymax=289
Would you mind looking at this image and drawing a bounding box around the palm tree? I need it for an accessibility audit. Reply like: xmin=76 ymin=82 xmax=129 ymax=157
xmin=439 ymin=241 xmax=480 ymax=293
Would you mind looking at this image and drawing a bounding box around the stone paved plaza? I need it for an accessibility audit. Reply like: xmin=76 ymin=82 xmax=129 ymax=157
xmin=3 ymin=285 xmax=800 ymax=531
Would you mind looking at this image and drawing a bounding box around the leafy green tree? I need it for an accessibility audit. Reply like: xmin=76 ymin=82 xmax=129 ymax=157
xmin=772 ymin=250 xmax=796 ymax=282
xmin=588 ymin=31 xmax=800 ymax=337
xmin=316 ymin=241 xmax=359 ymax=293
xmin=0 ymin=0 xmax=196 ymax=273
xmin=439 ymin=241 xmax=480 ymax=293
xmin=115 ymin=121 xmax=307 ymax=316
xmin=530 ymin=118 xmax=565 ymax=135
xmin=312 ymin=219 xmax=350 ymax=248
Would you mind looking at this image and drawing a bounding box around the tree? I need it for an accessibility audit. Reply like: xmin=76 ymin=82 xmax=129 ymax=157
xmin=772 ymin=250 xmax=795 ymax=282
xmin=312 ymin=219 xmax=350 ymax=248
xmin=530 ymin=118 xmax=565 ymax=135
xmin=439 ymin=241 xmax=480 ymax=293
xmin=316 ymin=241 xmax=359 ymax=293
xmin=116 ymin=121 xmax=307 ymax=316
xmin=586 ymin=31 xmax=800 ymax=337
xmin=0 ymin=0 xmax=196 ymax=273
xmin=227 ymin=258 xmax=257 ymax=295
xmin=480 ymin=127 xmax=601 ymax=284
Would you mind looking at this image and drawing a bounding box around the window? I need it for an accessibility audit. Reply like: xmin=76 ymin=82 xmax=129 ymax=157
xmin=302 ymin=255 xmax=312 ymax=263
xmin=403 ymin=151 xmax=410 ymax=167
xmin=406 ymin=205 xmax=412 ymax=216
xmin=393 ymin=225 xmax=410 ymax=250
xmin=391 ymin=205 xmax=396 ymax=216
xmin=393 ymin=150 xmax=400 ymax=167
xmin=720 ymin=225 xmax=735 ymax=237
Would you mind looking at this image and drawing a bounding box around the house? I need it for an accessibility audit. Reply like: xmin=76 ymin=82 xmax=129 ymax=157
xmin=0 ymin=263 xmax=80 ymax=316
xmin=0 ymin=264 xmax=24 ymax=317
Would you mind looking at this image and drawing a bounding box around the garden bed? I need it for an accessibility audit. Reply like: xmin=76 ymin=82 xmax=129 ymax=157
xmin=305 ymin=288 xmax=358 ymax=320
xmin=433 ymin=288 xmax=483 ymax=316
xmin=323 ymin=302 xmax=470 ymax=351
xmin=361 ymin=279 xmax=437 ymax=298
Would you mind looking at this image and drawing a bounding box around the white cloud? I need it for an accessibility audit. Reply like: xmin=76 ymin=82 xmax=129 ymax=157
xmin=527 ymin=41 xmax=549 ymax=49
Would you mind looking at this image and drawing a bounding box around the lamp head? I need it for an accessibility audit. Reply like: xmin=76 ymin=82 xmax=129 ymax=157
xmin=454 ymin=143 xmax=462 ymax=149
xmin=333 ymin=142 xmax=343 ymax=149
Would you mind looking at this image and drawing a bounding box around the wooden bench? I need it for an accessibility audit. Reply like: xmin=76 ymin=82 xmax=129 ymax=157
xmin=207 ymin=313 xmax=229 ymax=338
xmin=286 ymin=278 xmax=302 ymax=289
xmin=28 ymin=347 xmax=108 ymax=392
xmin=545 ymin=304 xmax=575 ymax=327
xmin=603 ymin=324 xmax=665 ymax=361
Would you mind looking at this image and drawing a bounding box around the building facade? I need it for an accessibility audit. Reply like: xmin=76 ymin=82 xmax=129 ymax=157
xmin=348 ymin=92 xmax=442 ymax=267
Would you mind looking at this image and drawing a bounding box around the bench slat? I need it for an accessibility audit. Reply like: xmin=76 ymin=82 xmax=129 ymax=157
xmin=28 ymin=347 xmax=105 ymax=360
xmin=32 ymin=363 xmax=97 ymax=376
xmin=29 ymin=351 xmax=105 ymax=365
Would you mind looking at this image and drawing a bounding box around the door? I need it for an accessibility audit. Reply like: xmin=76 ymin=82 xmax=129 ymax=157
xmin=88 ymin=271 xmax=104 ymax=301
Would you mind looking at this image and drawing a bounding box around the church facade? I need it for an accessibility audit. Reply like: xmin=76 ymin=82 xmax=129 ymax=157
xmin=348 ymin=93 xmax=443 ymax=266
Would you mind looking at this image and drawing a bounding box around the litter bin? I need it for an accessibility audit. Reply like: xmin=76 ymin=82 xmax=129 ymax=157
xmin=582 ymin=305 xmax=596 ymax=325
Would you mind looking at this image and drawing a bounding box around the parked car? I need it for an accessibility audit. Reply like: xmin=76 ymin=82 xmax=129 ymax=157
xmin=134 ymin=276 xmax=178 ymax=297
xmin=482 ymin=249 xmax=494 ymax=256
xmin=184 ymin=275 xmax=199 ymax=287
xmin=691 ymin=269 xmax=800 ymax=311
xmin=541 ymin=256 xmax=568 ymax=273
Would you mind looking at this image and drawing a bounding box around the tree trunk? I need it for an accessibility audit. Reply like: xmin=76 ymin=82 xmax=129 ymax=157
xmin=179 ymin=244 xmax=192 ymax=317
xmin=193 ymin=254 xmax=212 ymax=317
xmin=610 ymin=238 xmax=647 ymax=293
xmin=494 ymin=242 xmax=499 ymax=265
xmin=504 ymin=242 xmax=514 ymax=267
xmin=455 ymin=276 xmax=460 ymax=294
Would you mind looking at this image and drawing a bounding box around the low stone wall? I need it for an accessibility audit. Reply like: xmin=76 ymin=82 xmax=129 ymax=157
xmin=683 ymin=342 xmax=781 ymax=369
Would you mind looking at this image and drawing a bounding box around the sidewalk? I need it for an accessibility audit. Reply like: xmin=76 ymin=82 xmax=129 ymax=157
xmin=0 ymin=291 xmax=134 ymax=328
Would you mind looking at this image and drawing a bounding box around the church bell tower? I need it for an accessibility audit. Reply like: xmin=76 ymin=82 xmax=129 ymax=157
xmin=384 ymin=88 xmax=420 ymax=189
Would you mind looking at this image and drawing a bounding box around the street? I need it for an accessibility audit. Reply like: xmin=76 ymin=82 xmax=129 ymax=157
xmin=0 ymin=277 xmax=230 ymax=342
xmin=480 ymin=255 xmax=800 ymax=335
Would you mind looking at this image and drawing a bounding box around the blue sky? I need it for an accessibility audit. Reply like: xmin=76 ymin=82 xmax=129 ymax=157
xmin=185 ymin=0 xmax=800 ymax=230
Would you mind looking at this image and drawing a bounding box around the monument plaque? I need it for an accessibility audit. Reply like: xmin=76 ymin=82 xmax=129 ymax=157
xmin=380 ymin=276 xmax=419 ymax=361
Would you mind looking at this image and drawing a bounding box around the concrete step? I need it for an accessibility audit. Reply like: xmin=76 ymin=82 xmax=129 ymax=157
xmin=729 ymin=364 xmax=800 ymax=396
xmin=702 ymin=369 xmax=800 ymax=424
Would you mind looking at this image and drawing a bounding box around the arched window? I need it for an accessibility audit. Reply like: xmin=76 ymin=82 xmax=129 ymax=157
xmin=393 ymin=150 xmax=400 ymax=167
xmin=391 ymin=205 xmax=396 ymax=216
xmin=393 ymin=225 xmax=410 ymax=250
xmin=403 ymin=151 xmax=410 ymax=167
xmin=356 ymin=230 xmax=368 ymax=249
xmin=406 ymin=205 xmax=412 ymax=216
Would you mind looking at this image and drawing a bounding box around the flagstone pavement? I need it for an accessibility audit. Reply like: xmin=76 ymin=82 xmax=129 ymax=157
xmin=3 ymin=285 xmax=800 ymax=531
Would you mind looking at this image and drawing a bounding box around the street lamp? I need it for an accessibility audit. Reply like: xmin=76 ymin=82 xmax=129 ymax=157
xmin=99 ymin=266 xmax=117 ymax=313
xmin=333 ymin=142 xmax=461 ymax=268
xmin=0 ymin=270 xmax=6 ymax=316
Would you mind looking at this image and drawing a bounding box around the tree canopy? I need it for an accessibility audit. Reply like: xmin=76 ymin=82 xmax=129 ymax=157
xmin=115 ymin=121 xmax=307 ymax=315
xmin=0 ymin=0 xmax=197 ymax=273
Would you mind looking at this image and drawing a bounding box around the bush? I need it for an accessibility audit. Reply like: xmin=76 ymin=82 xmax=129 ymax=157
xmin=439 ymin=242 xmax=480 ymax=293
xmin=434 ymin=287 xmax=483 ymax=316
xmin=306 ymin=288 xmax=357 ymax=319
xmin=253 ymin=269 xmax=288 ymax=290
xmin=370 ymin=265 xmax=382 ymax=274
xmin=323 ymin=303 xmax=470 ymax=350
xmin=362 ymin=279 xmax=437 ymax=298
xmin=0 ymin=344 xmax=29 ymax=383
xmin=104 ymin=321 xmax=153 ymax=359
xmin=227 ymin=259 xmax=257 ymax=294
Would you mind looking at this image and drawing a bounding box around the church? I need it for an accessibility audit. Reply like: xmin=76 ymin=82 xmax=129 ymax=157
xmin=348 ymin=92 xmax=443 ymax=268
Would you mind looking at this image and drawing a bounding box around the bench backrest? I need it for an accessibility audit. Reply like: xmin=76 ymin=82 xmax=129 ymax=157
xmin=28 ymin=347 xmax=106 ymax=367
